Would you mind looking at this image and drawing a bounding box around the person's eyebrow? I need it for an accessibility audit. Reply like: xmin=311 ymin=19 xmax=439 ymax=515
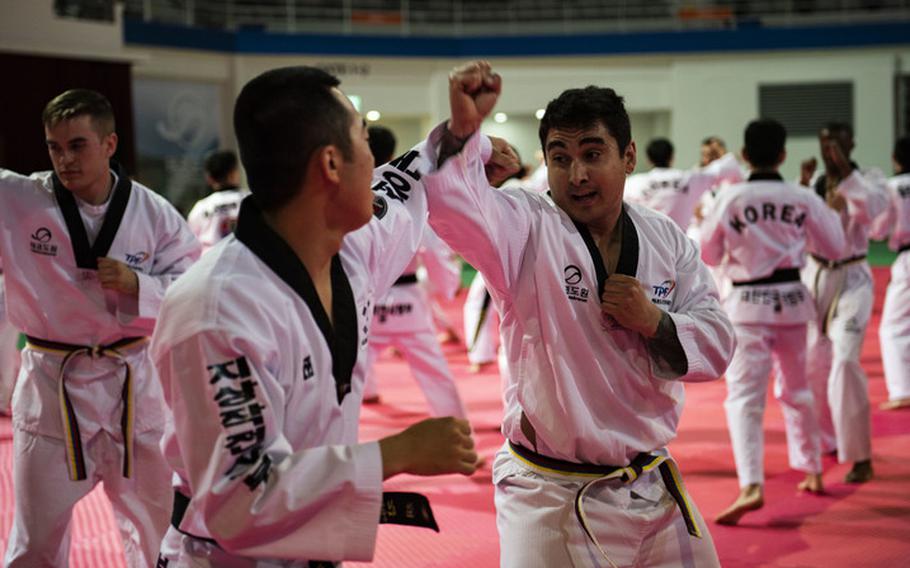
xmin=546 ymin=140 xmax=567 ymax=152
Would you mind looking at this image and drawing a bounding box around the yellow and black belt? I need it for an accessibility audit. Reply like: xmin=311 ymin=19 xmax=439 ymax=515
xmin=25 ymin=335 xmax=148 ymax=481
xmin=811 ymin=253 xmax=867 ymax=270
xmin=508 ymin=441 xmax=701 ymax=568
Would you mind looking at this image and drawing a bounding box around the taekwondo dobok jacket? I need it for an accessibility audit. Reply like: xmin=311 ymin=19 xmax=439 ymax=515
xmin=700 ymin=174 xmax=847 ymax=325
xmin=624 ymin=157 xmax=744 ymax=229
xmin=0 ymin=166 xmax=200 ymax=438
xmin=187 ymin=187 xmax=249 ymax=253
xmin=424 ymin=127 xmax=736 ymax=467
xmin=151 ymin=146 xmax=432 ymax=561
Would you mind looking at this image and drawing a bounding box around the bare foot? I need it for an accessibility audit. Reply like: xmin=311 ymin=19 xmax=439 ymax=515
xmin=797 ymin=473 xmax=824 ymax=494
xmin=845 ymin=460 xmax=873 ymax=483
xmin=880 ymin=397 xmax=910 ymax=411
xmin=468 ymin=362 xmax=493 ymax=374
xmin=715 ymin=484 xmax=764 ymax=526
xmin=438 ymin=329 xmax=461 ymax=345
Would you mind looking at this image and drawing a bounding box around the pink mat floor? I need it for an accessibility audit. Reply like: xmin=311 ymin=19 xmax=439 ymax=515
xmin=1 ymin=267 xmax=907 ymax=567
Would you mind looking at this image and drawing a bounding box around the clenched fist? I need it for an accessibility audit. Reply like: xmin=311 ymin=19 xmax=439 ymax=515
xmin=600 ymin=274 xmax=663 ymax=338
xmin=97 ymin=257 xmax=139 ymax=297
xmin=379 ymin=417 xmax=478 ymax=479
xmin=448 ymin=60 xmax=502 ymax=139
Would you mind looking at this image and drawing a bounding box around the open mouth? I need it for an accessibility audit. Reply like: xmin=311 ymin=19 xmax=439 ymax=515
xmin=570 ymin=191 xmax=598 ymax=205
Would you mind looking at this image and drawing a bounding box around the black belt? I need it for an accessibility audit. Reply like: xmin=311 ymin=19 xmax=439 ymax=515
xmin=25 ymin=334 xmax=147 ymax=481
xmin=732 ymin=268 xmax=801 ymax=287
xmin=899 ymin=243 xmax=910 ymax=254
xmin=508 ymin=441 xmax=702 ymax=541
xmin=25 ymin=335 xmax=146 ymax=354
xmin=393 ymin=273 xmax=418 ymax=286
xmin=170 ymin=487 xmax=440 ymax=561
xmin=811 ymin=254 xmax=866 ymax=269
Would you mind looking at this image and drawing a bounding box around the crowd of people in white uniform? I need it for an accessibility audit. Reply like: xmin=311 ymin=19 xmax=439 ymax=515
xmin=0 ymin=59 xmax=907 ymax=566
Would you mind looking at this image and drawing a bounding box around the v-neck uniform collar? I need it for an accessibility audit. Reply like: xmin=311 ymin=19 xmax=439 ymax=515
xmin=234 ymin=196 xmax=359 ymax=404
xmin=572 ymin=205 xmax=640 ymax=297
xmin=51 ymin=160 xmax=133 ymax=270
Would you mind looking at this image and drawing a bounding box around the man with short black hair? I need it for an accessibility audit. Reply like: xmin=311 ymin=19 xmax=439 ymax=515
xmin=871 ymin=135 xmax=910 ymax=411
xmin=426 ymin=61 xmax=735 ymax=568
xmin=0 ymin=88 xmax=200 ymax=566
xmin=800 ymin=122 xmax=889 ymax=483
xmin=152 ymin=66 xmax=478 ymax=565
xmin=187 ymin=149 xmax=248 ymax=253
xmin=701 ymin=118 xmax=846 ymax=525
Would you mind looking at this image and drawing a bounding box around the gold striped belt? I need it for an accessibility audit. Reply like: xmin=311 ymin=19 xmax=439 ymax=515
xmin=25 ymin=335 xmax=148 ymax=481
xmin=810 ymin=253 xmax=866 ymax=270
xmin=508 ymin=441 xmax=701 ymax=568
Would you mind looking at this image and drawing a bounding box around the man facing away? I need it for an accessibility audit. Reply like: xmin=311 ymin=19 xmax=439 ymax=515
xmin=700 ymin=118 xmax=846 ymax=525
xmin=187 ymin=149 xmax=248 ymax=253
xmin=152 ymin=66 xmax=478 ymax=566
xmin=424 ymin=61 xmax=736 ymax=567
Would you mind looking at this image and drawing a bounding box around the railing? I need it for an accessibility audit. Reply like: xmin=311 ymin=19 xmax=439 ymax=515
xmin=114 ymin=0 xmax=910 ymax=35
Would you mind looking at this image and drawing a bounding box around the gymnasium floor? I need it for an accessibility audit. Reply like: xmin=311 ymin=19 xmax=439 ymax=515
xmin=0 ymin=266 xmax=907 ymax=566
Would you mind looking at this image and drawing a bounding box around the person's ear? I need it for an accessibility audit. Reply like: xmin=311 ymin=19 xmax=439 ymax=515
xmin=624 ymin=140 xmax=637 ymax=174
xmin=319 ymin=145 xmax=343 ymax=184
xmin=103 ymin=132 xmax=118 ymax=159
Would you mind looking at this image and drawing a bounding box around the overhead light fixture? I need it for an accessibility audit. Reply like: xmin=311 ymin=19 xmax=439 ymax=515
xmin=494 ymin=112 xmax=508 ymax=123
xmin=535 ymin=108 xmax=546 ymax=119
xmin=366 ymin=110 xmax=381 ymax=121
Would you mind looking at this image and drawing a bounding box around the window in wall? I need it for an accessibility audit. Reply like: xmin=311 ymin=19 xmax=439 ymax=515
xmin=54 ymin=0 xmax=115 ymax=22
xmin=759 ymin=82 xmax=854 ymax=135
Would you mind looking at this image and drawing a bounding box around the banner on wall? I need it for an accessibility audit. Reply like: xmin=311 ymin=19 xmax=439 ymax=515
xmin=132 ymin=78 xmax=223 ymax=215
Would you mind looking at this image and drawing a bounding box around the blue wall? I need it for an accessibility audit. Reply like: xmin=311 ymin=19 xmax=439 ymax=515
xmin=124 ymin=19 xmax=910 ymax=57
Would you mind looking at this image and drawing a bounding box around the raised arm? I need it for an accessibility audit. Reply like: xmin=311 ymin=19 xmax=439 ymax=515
xmin=424 ymin=61 xmax=531 ymax=298
xmin=345 ymin=143 xmax=431 ymax=298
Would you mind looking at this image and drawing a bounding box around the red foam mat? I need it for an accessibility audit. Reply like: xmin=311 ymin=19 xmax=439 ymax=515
xmin=1 ymin=267 xmax=908 ymax=566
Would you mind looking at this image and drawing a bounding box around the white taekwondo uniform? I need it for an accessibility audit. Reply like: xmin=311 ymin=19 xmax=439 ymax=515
xmin=0 ymin=257 xmax=22 ymax=413
xmin=364 ymin=224 xmax=468 ymax=419
xmin=424 ymin=127 xmax=735 ymax=568
xmin=871 ymin=172 xmax=910 ymax=403
xmin=186 ymin=186 xmax=249 ymax=254
xmin=700 ymin=172 xmax=846 ymax=488
xmin=802 ymin=166 xmax=888 ymax=462
xmin=0 ymin=164 xmax=201 ymax=567
xmin=624 ymin=156 xmax=744 ymax=231
xmin=153 ymin=146 xmax=438 ymax=567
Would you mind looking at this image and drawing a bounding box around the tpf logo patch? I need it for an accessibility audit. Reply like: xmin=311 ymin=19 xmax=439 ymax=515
xmin=125 ymin=251 xmax=149 ymax=266
xmin=651 ymin=279 xmax=675 ymax=306
xmin=30 ymin=227 xmax=58 ymax=256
